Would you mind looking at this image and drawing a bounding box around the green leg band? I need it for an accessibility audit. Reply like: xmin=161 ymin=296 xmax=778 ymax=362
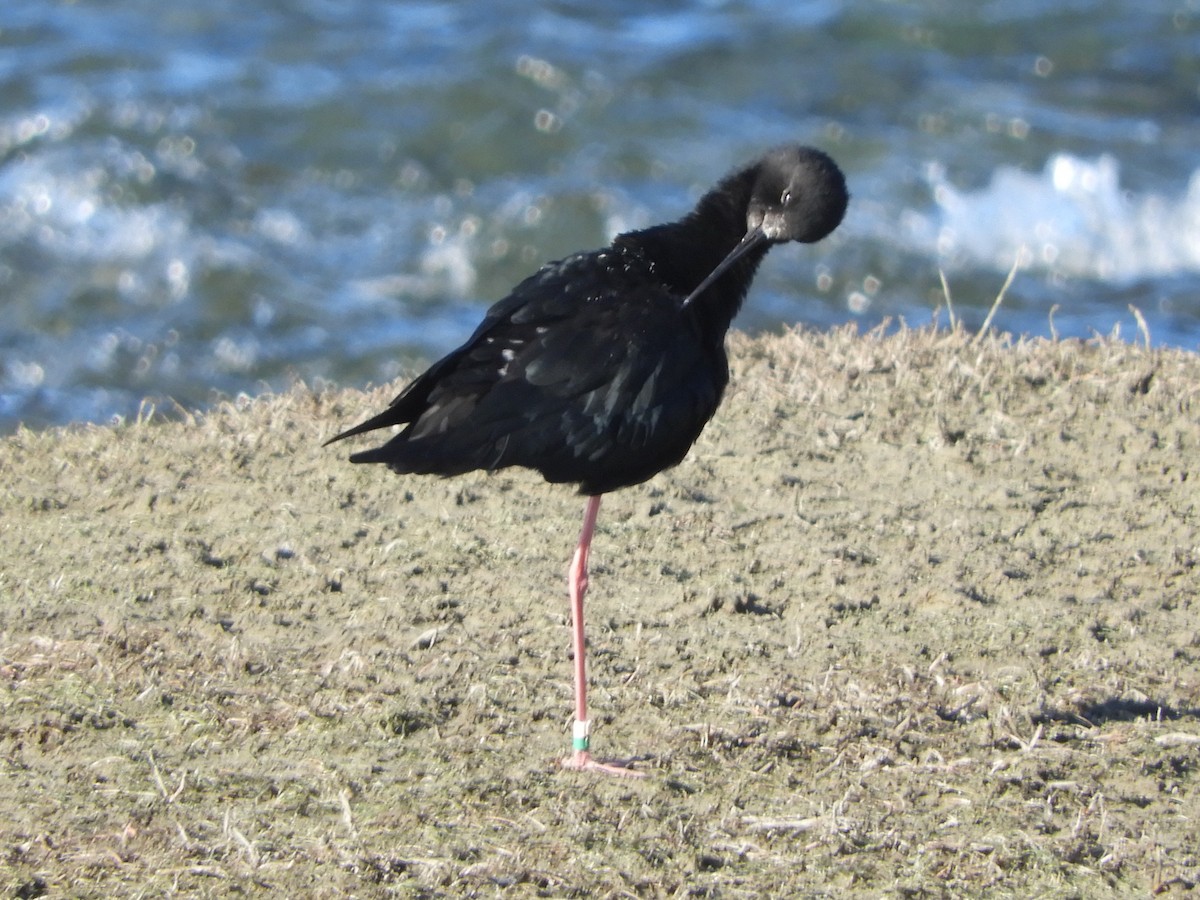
xmin=573 ymin=719 xmax=590 ymax=752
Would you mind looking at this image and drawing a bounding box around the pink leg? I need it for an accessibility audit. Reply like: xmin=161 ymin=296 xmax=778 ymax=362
xmin=560 ymin=495 xmax=646 ymax=777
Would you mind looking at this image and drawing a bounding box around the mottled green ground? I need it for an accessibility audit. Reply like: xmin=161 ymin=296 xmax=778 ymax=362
xmin=2 ymin=327 xmax=1198 ymax=898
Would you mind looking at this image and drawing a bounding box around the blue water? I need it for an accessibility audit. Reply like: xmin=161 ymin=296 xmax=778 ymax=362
xmin=3 ymin=1 xmax=1199 ymax=431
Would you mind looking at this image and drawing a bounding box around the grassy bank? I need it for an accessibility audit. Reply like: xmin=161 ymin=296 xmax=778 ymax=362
xmin=2 ymin=326 xmax=1198 ymax=897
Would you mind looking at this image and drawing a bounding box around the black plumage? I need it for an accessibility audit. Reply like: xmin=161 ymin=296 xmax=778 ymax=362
xmin=328 ymin=144 xmax=848 ymax=775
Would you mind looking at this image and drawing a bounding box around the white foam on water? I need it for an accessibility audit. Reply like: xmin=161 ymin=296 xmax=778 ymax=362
xmin=0 ymin=143 xmax=250 ymax=300
xmin=903 ymin=153 xmax=1200 ymax=283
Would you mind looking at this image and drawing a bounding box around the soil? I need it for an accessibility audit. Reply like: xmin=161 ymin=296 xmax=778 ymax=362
xmin=2 ymin=326 xmax=1198 ymax=898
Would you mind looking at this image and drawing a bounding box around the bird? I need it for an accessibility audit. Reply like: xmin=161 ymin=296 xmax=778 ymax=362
xmin=327 ymin=144 xmax=848 ymax=776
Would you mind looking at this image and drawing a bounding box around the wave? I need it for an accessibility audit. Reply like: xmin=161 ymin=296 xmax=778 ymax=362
xmin=903 ymin=154 xmax=1200 ymax=283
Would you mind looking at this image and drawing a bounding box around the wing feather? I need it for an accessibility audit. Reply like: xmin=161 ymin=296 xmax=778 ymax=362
xmin=332 ymin=247 xmax=728 ymax=493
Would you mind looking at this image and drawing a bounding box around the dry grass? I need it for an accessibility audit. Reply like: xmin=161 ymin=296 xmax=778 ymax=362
xmin=2 ymin=325 xmax=1199 ymax=897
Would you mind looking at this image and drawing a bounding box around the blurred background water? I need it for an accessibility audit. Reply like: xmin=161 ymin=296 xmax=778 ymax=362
xmin=2 ymin=0 xmax=1199 ymax=431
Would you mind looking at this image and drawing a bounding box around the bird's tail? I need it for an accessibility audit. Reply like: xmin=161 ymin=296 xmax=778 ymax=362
xmin=323 ymin=403 xmax=411 ymax=448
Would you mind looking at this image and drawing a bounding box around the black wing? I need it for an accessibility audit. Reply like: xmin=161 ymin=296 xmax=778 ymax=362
xmin=329 ymin=249 xmax=728 ymax=494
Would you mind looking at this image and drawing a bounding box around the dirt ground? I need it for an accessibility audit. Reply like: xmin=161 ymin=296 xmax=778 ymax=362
xmin=2 ymin=325 xmax=1199 ymax=898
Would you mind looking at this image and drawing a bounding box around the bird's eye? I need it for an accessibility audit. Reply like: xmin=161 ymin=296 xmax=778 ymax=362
xmin=780 ymin=189 xmax=792 ymax=205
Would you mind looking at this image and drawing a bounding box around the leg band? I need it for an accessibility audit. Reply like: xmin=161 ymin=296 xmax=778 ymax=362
xmin=572 ymin=719 xmax=591 ymax=752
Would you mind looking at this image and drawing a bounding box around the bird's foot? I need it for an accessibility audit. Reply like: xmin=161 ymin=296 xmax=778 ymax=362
xmin=560 ymin=750 xmax=648 ymax=778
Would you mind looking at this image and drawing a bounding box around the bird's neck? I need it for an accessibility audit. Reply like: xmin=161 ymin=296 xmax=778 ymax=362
xmin=615 ymin=166 xmax=768 ymax=335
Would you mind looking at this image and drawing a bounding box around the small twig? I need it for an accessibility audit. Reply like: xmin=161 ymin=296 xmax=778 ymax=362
xmin=224 ymin=810 xmax=260 ymax=868
xmin=1128 ymin=304 xmax=1152 ymax=350
xmin=1155 ymin=732 xmax=1200 ymax=748
xmin=742 ymin=815 xmax=824 ymax=834
xmin=340 ymin=789 xmax=359 ymax=841
xmin=1015 ymin=722 xmax=1044 ymax=753
xmin=972 ymin=252 xmax=1022 ymax=346
xmin=146 ymin=748 xmax=169 ymax=801
xmin=938 ymin=269 xmax=957 ymax=331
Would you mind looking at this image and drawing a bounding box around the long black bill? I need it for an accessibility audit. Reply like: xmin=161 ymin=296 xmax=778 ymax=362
xmin=680 ymin=225 xmax=768 ymax=309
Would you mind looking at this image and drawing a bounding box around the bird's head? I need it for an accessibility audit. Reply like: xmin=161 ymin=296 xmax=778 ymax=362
xmin=682 ymin=145 xmax=848 ymax=308
xmin=746 ymin=145 xmax=849 ymax=246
